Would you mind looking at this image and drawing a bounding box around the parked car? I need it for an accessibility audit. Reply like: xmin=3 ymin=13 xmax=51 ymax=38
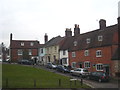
xmin=70 ymin=68 xmax=89 ymax=77
xmin=87 ymin=72 xmax=110 ymax=82
xmin=18 ymin=59 xmax=34 ymax=65
xmin=46 ymin=62 xmax=57 ymax=69
xmin=56 ymin=65 xmax=70 ymax=73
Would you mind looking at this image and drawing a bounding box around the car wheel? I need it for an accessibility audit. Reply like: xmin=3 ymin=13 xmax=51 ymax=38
xmin=98 ymin=79 xmax=102 ymax=82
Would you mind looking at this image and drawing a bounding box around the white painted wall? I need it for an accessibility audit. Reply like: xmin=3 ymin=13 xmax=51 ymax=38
xmin=59 ymin=50 xmax=69 ymax=66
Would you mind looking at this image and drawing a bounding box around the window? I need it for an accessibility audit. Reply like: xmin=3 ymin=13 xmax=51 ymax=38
xmin=73 ymin=41 xmax=77 ymax=46
xmin=84 ymin=50 xmax=89 ymax=56
xmin=98 ymin=35 xmax=103 ymax=41
xmin=84 ymin=61 xmax=90 ymax=68
xmin=71 ymin=62 xmax=76 ymax=68
xmin=72 ymin=52 xmax=76 ymax=57
xmin=40 ymin=48 xmax=43 ymax=53
xmin=96 ymin=64 xmax=103 ymax=71
xmin=30 ymin=42 xmax=34 ymax=46
xmin=29 ymin=49 xmax=32 ymax=55
xmin=63 ymin=50 xmax=66 ymax=55
xmin=96 ymin=50 xmax=102 ymax=57
xmin=18 ymin=49 xmax=23 ymax=55
xmin=62 ymin=58 xmax=67 ymax=64
xmin=54 ymin=46 xmax=57 ymax=52
xmin=21 ymin=42 xmax=24 ymax=46
xmin=86 ymin=38 xmax=90 ymax=44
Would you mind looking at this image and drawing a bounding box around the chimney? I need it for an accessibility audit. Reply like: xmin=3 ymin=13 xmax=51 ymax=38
xmin=74 ymin=24 xmax=80 ymax=36
xmin=44 ymin=33 xmax=48 ymax=43
xmin=10 ymin=33 xmax=12 ymax=41
xmin=99 ymin=19 xmax=106 ymax=29
xmin=65 ymin=28 xmax=72 ymax=37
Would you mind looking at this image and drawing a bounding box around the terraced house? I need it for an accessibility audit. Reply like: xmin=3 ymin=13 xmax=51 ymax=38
xmin=68 ymin=19 xmax=119 ymax=77
xmin=44 ymin=36 xmax=64 ymax=64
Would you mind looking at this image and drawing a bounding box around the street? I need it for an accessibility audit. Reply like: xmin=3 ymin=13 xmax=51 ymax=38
xmin=34 ymin=65 xmax=119 ymax=88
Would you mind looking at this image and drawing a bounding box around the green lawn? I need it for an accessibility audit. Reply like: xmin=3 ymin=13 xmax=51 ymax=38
xmin=2 ymin=64 xmax=90 ymax=88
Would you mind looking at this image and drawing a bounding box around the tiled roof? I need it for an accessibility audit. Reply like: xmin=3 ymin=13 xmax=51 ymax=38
xmin=10 ymin=40 xmax=40 ymax=49
xmin=44 ymin=36 xmax=64 ymax=47
xmin=59 ymin=24 xmax=118 ymax=51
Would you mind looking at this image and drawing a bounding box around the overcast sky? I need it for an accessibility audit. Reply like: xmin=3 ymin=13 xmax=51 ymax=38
xmin=0 ymin=0 xmax=120 ymax=47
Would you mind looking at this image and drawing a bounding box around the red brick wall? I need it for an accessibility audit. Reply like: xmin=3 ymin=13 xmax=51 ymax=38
xmin=69 ymin=46 xmax=113 ymax=74
xmin=11 ymin=49 xmax=38 ymax=62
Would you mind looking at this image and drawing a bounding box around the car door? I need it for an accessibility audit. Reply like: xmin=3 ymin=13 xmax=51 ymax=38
xmin=91 ymin=72 xmax=97 ymax=80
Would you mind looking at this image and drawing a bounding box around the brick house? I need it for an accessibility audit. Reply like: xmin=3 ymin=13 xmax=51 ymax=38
xmin=10 ymin=33 xmax=41 ymax=63
xmin=67 ymin=19 xmax=119 ymax=77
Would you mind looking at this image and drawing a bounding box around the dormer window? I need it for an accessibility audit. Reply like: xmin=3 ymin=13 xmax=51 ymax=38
xmin=98 ymin=35 xmax=103 ymax=41
xmin=86 ymin=38 xmax=90 ymax=44
xmin=73 ymin=41 xmax=77 ymax=46
xmin=21 ymin=42 xmax=24 ymax=46
xmin=30 ymin=42 xmax=34 ymax=46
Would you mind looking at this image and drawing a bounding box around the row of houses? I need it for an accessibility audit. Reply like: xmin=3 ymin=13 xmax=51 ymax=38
xmin=10 ymin=18 xmax=120 ymax=77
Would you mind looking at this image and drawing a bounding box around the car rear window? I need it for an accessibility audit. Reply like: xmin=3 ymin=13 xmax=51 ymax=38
xmin=83 ymin=69 xmax=88 ymax=72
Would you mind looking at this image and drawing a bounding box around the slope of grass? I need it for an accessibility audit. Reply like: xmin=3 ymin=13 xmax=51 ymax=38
xmin=2 ymin=64 xmax=90 ymax=88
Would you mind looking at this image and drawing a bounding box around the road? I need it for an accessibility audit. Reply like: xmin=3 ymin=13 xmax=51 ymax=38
xmin=34 ymin=65 xmax=119 ymax=89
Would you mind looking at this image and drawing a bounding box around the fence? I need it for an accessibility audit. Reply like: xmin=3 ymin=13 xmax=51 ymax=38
xmin=3 ymin=78 xmax=84 ymax=88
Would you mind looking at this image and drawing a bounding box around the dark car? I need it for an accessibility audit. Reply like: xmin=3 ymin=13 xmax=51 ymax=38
xmin=18 ymin=59 xmax=34 ymax=65
xmin=56 ymin=65 xmax=70 ymax=73
xmin=46 ymin=62 xmax=57 ymax=69
xmin=87 ymin=72 xmax=110 ymax=82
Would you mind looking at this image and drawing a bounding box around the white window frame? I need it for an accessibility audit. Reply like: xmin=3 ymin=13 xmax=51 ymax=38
xmin=84 ymin=50 xmax=89 ymax=56
xmin=40 ymin=48 xmax=43 ymax=54
xmin=71 ymin=62 xmax=76 ymax=68
xmin=98 ymin=35 xmax=103 ymax=41
xmin=96 ymin=50 xmax=102 ymax=57
xmin=18 ymin=49 xmax=23 ymax=55
xmin=86 ymin=38 xmax=90 ymax=44
xmin=29 ymin=49 xmax=32 ymax=55
xmin=30 ymin=42 xmax=34 ymax=46
xmin=96 ymin=64 xmax=103 ymax=71
xmin=62 ymin=58 xmax=67 ymax=64
xmin=73 ymin=41 xmax=77 ymax=46
xmin=84 ymin=61 xmax=90 ymax=68
xmin=63 ymin=50 xmax=66 ymax=55
xmin=72 ymin=52 xmax=76 ymax=57
xmin=21 ymin=42 xmax=24 ymax=46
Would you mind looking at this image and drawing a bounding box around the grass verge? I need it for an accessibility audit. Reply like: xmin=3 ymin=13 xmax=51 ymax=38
xmin=2 ymin=64 xmax=90 ymax=88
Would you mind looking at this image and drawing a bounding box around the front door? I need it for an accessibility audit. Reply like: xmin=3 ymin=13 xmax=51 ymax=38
xmin=79 ymin=63 xmax=82 ymax=68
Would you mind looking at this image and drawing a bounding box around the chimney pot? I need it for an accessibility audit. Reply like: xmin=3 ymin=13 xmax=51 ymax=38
xmin=99 ymin=19 xmax=106 ymax=29
xmin=44 ymin=33 xmax=48 ymax=43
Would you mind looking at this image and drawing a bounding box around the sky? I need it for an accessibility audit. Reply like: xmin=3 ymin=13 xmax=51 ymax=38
xmin=0 ymin=0 xmax=120 ymax=47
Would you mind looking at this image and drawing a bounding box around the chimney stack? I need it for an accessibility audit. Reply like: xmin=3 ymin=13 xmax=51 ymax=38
xmin=10 ymin=33 xmax=12 ymax=41
xmin=74 ymin=24 xmax=80 ymax=36
xmin=99 ymin=19 xmax=106 ymax=29
xmin=65 ymin=28 xmax=72 ymax=37
xmin=44 ymin=33 xmax=48 ymax=44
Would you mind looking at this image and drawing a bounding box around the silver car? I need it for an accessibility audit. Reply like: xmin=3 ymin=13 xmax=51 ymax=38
xmin=70 ymin=68 xmax=89 ymax=77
